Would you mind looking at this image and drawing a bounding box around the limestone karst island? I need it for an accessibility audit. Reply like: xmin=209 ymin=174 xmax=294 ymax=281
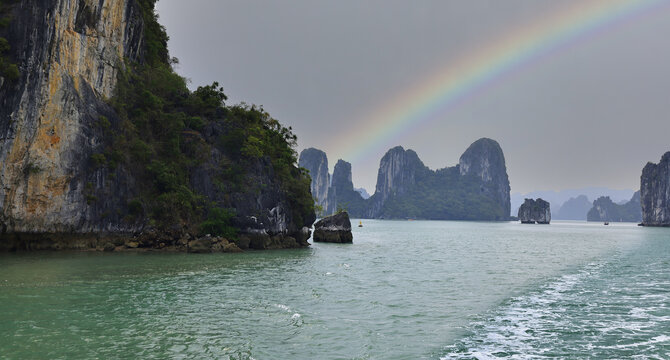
xmin=1 ymin=0 xmax=670 ymax=359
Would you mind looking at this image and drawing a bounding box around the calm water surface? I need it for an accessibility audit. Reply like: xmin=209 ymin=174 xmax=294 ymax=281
xmin=1 ymin=220 xmax=669 ymax=359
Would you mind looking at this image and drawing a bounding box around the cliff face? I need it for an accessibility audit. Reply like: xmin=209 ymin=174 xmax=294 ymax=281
xmin=374 ymin=147 xmax=427 ymax=203
xmin=459 ymin=138 xmax=511 ymax=217
xmin=0 ymin=0 xmax=315 ymax=250
xmin=298 ymin=148 xmax=367 ymax=217
xmin=0 ymin=0 xmax=144 ymax=234
xmin=641 ymin=152 xmax=670 ymax=226
xmin=518 ymin=198 xmax=551 ymax=224
xmin=328 ymin=159 xmax=365 ymax=216
xmin=299 ymin=148 xmax=330 ymax=211
xmin=365 ymin=146 xmax=429 ymax=218
xmin=587 ymin=192 xmax=641 ymax=223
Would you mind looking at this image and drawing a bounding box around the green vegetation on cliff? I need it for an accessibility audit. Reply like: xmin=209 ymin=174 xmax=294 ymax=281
xmin=97 ymin=0 xmax=313 ymax=235
xmin=0 ymin=0 xmax=19 ymax=82
xmin=372 ymin=168 xmax=506 ymax=220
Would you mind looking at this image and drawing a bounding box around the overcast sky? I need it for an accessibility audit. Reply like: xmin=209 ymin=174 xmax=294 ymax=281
xmin=156 ymin=0 xmax=670 ymax=194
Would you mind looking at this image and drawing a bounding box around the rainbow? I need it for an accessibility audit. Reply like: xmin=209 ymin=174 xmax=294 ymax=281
xmin=332 ymin=0 xmax=668 ymax=164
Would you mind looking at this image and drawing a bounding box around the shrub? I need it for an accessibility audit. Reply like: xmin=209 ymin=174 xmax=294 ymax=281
xmin=199 ymin=207 xmax=237 ymax=239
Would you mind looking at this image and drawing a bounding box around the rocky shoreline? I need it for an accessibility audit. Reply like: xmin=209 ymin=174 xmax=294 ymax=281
xmin=0 ymin=228 xmax=312 ymax=253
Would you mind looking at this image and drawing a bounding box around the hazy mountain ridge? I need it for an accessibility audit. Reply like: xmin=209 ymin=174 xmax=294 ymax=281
xmin=511 ymin=188 xmax=635 ymax=218
xmin=587 ymin=191 xmax=641 ymax=223
xmin=554 ymin=195 xmax=591 ymax=220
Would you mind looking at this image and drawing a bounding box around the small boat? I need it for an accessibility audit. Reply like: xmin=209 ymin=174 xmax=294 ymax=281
xmin=604 ymin=222 xmax=609 ymax=225
xmin=358 ymin=221 xmax=363 ymax=228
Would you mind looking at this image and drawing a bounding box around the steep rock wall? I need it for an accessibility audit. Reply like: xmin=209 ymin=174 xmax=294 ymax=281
xmin=641 ymin=152 xmax=670 ymax=226
xmin=0 ymin=0 xmax=144 ymax=234
xmin=365 ymin=146 xmax=428 ymax=217
xmin=459 ymin=138 xmax=511 ymax=217
xmin=298 ymin=148 xmax=330 ymax=212
xmin=0 ymin=0 xmax=315 ymax=251
xmin=327 ymin=159 xmax=365 ymax=216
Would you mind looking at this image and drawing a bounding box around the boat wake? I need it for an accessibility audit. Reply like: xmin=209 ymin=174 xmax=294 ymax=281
xmin=441 ymin=258 xmax=670 ymax=359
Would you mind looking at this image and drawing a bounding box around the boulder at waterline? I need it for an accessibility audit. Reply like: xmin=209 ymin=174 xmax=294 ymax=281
xmin=518 ymin=198 xmax=551 ymax=224
xmin=313 ymin=212 xmax=353 ymax=243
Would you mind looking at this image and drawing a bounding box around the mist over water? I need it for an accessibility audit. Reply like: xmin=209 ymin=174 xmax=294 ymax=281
xmin=1 ymin=221 xmax=668 ymax=359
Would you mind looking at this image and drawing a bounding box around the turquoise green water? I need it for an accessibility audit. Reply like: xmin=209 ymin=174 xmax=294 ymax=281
xmin=1 ymin=221 xmax=668 ymax=359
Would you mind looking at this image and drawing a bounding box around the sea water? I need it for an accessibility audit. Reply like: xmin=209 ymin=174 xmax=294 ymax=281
xmin=1 ymin=220 xmax=668 ymax=359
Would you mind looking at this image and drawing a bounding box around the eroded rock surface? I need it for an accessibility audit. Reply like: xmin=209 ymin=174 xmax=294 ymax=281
xmin=313 ymin=211 xmax=353 ymax=243
xmin=518 ymin=198 xmax=551 ymax=224
xmin=641 ymin=152 xmax=670 ymax=226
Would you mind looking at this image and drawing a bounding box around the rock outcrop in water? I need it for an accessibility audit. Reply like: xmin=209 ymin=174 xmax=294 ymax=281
xmin=300 ymin=139 xmax=511 ymax=220
xmin=298 ymin=148 xmax=367 ymax=218
xmin=641 ymin=152 xmax=670 ymax=226
xmin=0 ymin=0 xmax=315 ymax=251
xmin=313 ymin=211 xmax=353 ymax=243
xmin=459 ymin=138 xmax=511 ymax=217
xmin=365 ymin=139 xmax=511 ymax=220
xmin=327 ymin=159 xmax=367 ymax=217
xmin=518 ymin=198 xmax=551 ymax=224
xmin=587 ymin=192 xmax=641 ymax=223
xmin=365 ymin=146 xmax=429 ymax=217
xmin=300 ymin=139 xmax=510 ymax=221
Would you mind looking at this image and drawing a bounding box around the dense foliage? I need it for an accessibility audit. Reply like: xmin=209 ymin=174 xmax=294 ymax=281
xmin=370 ymin=167 xmax=506 ymax=220
xmin=0 ymin=0 xmax=19 ymax=82
xmin=333 ymin=189 xmax=367 ymax=218
xmin=96 ymin=0 xmax=313 ymax=236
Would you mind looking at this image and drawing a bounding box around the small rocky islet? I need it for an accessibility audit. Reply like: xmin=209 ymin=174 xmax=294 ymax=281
xmin=518 ymin=198 xmax=551 ymax=224
xmin=313 ymin=211 xmax=353 ymax=243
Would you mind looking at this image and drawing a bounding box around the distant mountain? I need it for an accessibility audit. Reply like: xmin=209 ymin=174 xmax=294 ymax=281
xmin=554 ymin=195 xmax=591 ymax=220
xmin=300 ymin=138 xmax=511 ymax=220
xmin=511 ymin=188 xmax=635 ymax=216
xmin=587 ymin=191 xmax=641 ymax=222
xmin=355 ymin=188 xmax=371 ymax=199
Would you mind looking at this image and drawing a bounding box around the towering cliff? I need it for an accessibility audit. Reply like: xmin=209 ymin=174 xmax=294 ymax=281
xmin=641 ymin=152 xmax=670 ymax=226
xmin=0 ymin=0 xmax=315 ymax=250
xmin=373 ymin=147 xmax=429 ymax=203
xmin=458 ymin=138 xmax=511 ymax=217
xmin=365 ymin=146 xmax=430 ymax=217
xmin=365 ymin=138 xmax=511 ymax=220
xmin=299 ymin=148 xmax=330 ymax=213
xmin=0 ymin=0 xmax=144 ymax=235
xmin=327 ymin=159 xmax=366 ymax=217
xmin=587 ymin=192 xmax=641 ymax=223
